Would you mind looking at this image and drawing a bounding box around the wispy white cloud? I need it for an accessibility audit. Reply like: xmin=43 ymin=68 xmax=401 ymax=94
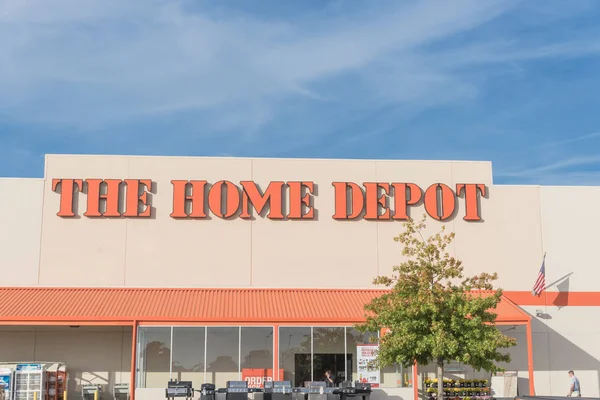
xmin=503 ymin=171 xmax=600 ymax=186
xmin=535 ymin=132 xmax=600 ymax=149
xmin=2 ymin=0 xmax=600 ymax=184
xmin=2 ymin=0 xmax=599 ymax=135
xmin=0 ymin=0 xmax=527 ymax=130
xmin=494 ymin=130 xmax=600 ymax=184
xmin=428 ymin=40 xmax=600 ymax=72
xmin=497 ymin=155 xmax=600 ymax=178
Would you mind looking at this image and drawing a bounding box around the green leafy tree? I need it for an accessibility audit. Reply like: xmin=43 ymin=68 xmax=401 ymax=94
xmin=355 ymin=214 xmax=516 ymax=399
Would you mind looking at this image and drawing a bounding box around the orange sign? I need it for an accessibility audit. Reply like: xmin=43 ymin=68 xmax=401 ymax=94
xmin=51 ymin=179 xmax=486 ymax=222
xmin=241 ymin=368 xmax=283 ymax=388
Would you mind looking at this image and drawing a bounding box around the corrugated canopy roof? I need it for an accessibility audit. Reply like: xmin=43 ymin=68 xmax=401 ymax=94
xmin=0 ymin=287 xmax=530 ymax=324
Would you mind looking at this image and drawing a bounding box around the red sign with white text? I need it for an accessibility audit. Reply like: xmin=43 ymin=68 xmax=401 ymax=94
xmin=241 ymin=369 xmax=284 ymax=388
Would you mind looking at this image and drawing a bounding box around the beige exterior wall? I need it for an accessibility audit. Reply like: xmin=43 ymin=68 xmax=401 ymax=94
xmin=35 ymin=155 xmax=496 ymax=288
xmin=7 ymin=154 xmax=588 ymax=292
xmin=19 ymin=154 xmax=588 ymax=292
xmin=0 ymin=178 xmax=44 ymax=285
xmin=0 ymin=154 xmax=599 ymax=398
xmin=523 ymin=306 xmax=600 ymax=398
xmin=539 ymin=186 xmax=600 ymax=291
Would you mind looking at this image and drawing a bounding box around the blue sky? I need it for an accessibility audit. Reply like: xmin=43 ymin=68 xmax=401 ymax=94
xmin=2 ymin=0 xmax=600 ymax=184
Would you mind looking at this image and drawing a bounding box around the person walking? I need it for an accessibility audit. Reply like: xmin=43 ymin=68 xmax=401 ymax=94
xmin=568 ymin=370 xmax=581 ymax=397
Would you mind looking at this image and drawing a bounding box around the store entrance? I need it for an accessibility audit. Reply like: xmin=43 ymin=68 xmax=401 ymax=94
xmin=293 ymin=354 xmax=352 ymax=387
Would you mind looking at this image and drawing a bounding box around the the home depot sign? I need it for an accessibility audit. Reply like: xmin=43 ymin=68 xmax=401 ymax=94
xmin=51 ymin=179 xmax=486 ymax=221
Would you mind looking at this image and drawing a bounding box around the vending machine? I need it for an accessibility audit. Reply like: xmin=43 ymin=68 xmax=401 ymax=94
xmin=0 ymin=368 xmax=15 ymax=400
xmin=14 ymin=364 xmax=44 ymax=400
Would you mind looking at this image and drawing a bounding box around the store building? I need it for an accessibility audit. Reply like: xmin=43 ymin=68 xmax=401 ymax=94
xmin=0 ymin=154 xmax=598 ymax=400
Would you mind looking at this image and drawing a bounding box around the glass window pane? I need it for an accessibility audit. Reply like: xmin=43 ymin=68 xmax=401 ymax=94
xmin=172 ymin=327 xmax=206 ymax=389
xmin=138 ymin=327 xmax=171 ymax=388
xmin=279 ymin=327 xmax=311 ymax=387
xmin=313 ymin=327 xmax=346 ymax=385
xmin=346 ymin=328 xmax=378 ymax=385
xmin=240 ymin=327 xmax=274 ymax=388
xmin=382 ymin=364 xmax=413 ymax=388
xmin=206 ymin=327 xmax=240 ymax=388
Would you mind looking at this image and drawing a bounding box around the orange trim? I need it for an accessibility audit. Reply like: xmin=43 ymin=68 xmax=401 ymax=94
xmin=134 ymin=319 xmax=370 ymax=324
xmin=135 ymin=321 xmax=362 ymax=327
xmin=526 ymin=320 xmax=535 ymax=395
xmin=0 ymin=287 xmax=387 ymax=293
xmin=1 ymin=318 xmax=372 ymax=323
xmin=0 ymin=287 xmax=531 ymax=325
xmin=0 ymin=318 xmax=369 ymax=325
xmin=413 ymin=360 xmax=418 ymax=400
xmin=504 ymin=291 xmax=600 ymax=307
xmin=0 ymin=320 xmax=135 ymax=326
xmin=130 ymin=321 xmax=137 ymax=400
xmin=494 ymin=321 xmax=528 ymax=325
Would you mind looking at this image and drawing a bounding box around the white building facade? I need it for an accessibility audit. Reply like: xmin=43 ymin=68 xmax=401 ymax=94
xmin=0 ymin=154 xmax=598 ymax=400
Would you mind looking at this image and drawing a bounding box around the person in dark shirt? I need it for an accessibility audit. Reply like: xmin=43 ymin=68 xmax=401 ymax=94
xmin=323 ymin=370 xmax=335 ymax=387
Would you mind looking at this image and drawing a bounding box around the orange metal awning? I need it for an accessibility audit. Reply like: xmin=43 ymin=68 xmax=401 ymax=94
xmin=0 ymin=287 xmax=535 ymax=397
xmin=469 ymin=290 xmax=531 ymax=324
xmin=0 ymin=287 xmax=530 ymax=324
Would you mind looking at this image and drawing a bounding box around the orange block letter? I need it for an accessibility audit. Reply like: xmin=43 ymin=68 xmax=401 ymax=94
xmin=364 ymin=182 xmax=391 ymax=220
xmin=424 ymin=183 xmax=456 ymax=221
xmin=456 ymin=183 xmax=486 ymax=221
xmin=52 ymin=179 xmax=83 ymax=217
xmin=171 ymin=180 xmax=207 ymax=218
xmin=332 ymin=182 xmax=364 ymax=219
xmin=240 ymin=181 xmax=285 ymax=219
xmin=208 ymin=180 xmax=240 ymax=218
xmin=123 ymin=179 xmax=152 ymax=217
xmin=288 ymin=182 xmax=315 ymax=219
xmin=392 ymin=183 xmax=422 ymax=220
xmin=84 ymin=179 xmax=122 ymax=217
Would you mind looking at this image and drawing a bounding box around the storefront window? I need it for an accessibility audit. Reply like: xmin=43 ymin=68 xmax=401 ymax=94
xmin=206 ymin=327 xmax=240 ymax=388
xmin=279 ymin=327 xmax=311 ymax=387
xmin=240 ymin=327 xmax=274 ymax=387
xmin=313 ymin=327 xmax=346 ymax=384
xmin=135 ymin=325 xmax=410 ymax=390
xmin=381 ymin=364 xmax=413 ymax=388
xmin=137 ymin=327 xmax=171 ymax=388
xmin=172 ymin=327 xmax=206 ymax=388
xmin=346 ymin=328 xmax=378 ymax=384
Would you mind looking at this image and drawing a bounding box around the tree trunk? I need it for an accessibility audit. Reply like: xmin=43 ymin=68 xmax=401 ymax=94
xmin=437 ymin=358 xmax=444 ymax=400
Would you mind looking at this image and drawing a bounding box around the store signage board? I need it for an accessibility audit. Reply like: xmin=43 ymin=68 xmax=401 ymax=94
xmin=241 ymin=368 xmax=283 ymax=388
xmin=357 ymin=344 xmax=380 ymax=388
xmin=52 ymin=179 xmax=487 ymax=222
xmin=15 ymin=364 xmax=41 ymax=371
xmin=0 ymin=369 xmax=12 ymax=390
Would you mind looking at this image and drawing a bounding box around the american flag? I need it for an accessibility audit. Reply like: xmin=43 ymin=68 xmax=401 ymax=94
xmin=532 ymin=254 xmax=546 ymax=296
